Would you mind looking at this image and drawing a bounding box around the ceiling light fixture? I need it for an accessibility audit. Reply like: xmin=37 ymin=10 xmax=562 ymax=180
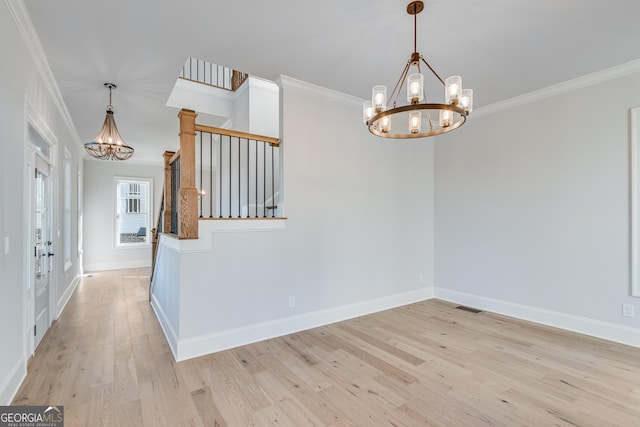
xmin=363 ymin=1 xmax=473 ymax=139
xmin=84 ymin=83 xmax=134 ymax=160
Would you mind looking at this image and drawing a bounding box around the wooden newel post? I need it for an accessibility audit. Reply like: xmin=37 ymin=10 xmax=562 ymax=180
xmin=162 ymin=151 xmax=173 ymax=234
xmin=178 ymin=109 xmax=199 ymax=239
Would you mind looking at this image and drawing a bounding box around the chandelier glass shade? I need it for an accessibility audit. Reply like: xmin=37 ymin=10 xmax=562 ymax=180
xmin=363 ymin=1 xmax=473 ymax=139
xmin=84 ymin=83 xmax=134 ymax=160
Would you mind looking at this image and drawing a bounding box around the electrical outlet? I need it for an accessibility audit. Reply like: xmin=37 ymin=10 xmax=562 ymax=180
xmin=3 ymin=237 xmax=9 ymax=255
xmin=419 ymin=274 xmax=424 ymax=283
xmin=289 ymin=296 xmax=296 ymax=308
xmin=622 ymin=304 xmax=635 ymax=318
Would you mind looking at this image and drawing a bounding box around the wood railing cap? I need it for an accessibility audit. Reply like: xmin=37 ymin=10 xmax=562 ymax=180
xmin=195 ymin=124 xmax=280 ymax=147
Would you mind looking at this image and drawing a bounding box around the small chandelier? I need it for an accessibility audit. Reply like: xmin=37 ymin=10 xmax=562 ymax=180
xmin=84 ymin=83 xmax=134 ymax=160
xmin=363 ymin=1 xmax=473 ymax=139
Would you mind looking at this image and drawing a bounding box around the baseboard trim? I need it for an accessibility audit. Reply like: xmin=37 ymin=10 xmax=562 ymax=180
xmin=175 ymin=287 xmax=433 ymax=361
xmin=56 ymin=275 xmax=80 ymax=319
xmin=84 ymin=260 xmax=151 ymax=272
xmin=150 ymin=295 xmax=179 ymax=360
xmin=0 ymin=356 xmax=26 ymax=405
xmin=434 ymin=288 xmax=640 ymax=348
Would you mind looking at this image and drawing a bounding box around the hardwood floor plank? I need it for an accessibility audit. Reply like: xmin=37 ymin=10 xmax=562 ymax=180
xmin=189 ymin=386 xmax=229 ymax=427
xmin=215 ymin=351 xmax=273 ymax=410
xmin=307 ymin=328 xmax=420 ymax=386
xmin=11 ymin=268 xmax=640 ymax=426
xmin=205 ymin=365 xmax=257 ymax=426
xmin=255 ymin=354 xmax=343 ymax=425
xmin=114 ymin=399 xmax=144 ymax=427
xmin=87 ymin=384 xmax=114 ymax=427
xmin=252 ymin=370 xmax=326 ymax=426
xmin=138 ymin=381 xmax=171 ymax=427
xmin=254 ymin=404 xmax=296 ymax=426
xmin=336 ymin=323 xmax=426 ymax=366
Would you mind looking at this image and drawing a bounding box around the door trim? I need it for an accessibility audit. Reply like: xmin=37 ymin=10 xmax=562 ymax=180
xmin=23 ymin=98 xmax=58 ymax=359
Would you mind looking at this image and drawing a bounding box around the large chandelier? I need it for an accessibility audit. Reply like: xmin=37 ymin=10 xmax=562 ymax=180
xmin=84 ymin=83 xmax=134 ymax=160
xmin=363 ymin=1 xmax=473 ymax=139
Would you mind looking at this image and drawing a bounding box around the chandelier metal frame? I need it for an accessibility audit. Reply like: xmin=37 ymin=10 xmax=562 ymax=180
xmin=84 ymin=83 xmax=134 ymax=161
xmin=365 ymin=1 xmax=472 ymax=139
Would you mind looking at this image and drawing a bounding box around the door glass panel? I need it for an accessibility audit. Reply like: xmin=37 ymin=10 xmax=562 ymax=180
xmin=35 ymin=170 xmax=48 ymax=279
xmin=34 ymin=164 xmax=50 ymax=350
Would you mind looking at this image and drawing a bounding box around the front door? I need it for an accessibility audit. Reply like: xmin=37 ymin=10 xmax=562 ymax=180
xmin=33 ymin=157 xmax=52 ymax=350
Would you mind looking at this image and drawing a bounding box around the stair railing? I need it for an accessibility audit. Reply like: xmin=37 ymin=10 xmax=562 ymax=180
xmin=160 ymin=109 xmax=282 ymax=243
xmin=180 ymin=58 xmax=248 ymax=92
xmin=195 ymin=125 xmax=280 ymax=219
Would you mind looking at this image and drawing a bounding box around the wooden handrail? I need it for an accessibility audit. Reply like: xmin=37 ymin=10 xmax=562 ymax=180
xmin=169 ymin=150 xmax=180 ymax=165
xmin=150 ymin=185 xmax=165 ymax=298
xmin=195 ymin=124 xmax=280 ymax=147
xmin=165 ymin=109 xmax=282 ymax=240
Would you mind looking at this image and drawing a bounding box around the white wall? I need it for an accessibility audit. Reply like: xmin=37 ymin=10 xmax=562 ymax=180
xmin=83 ymin=159 xmax=163 ymax=271
xmin=0 ymin=2 xmax=84 ymax=404
xmin=248 ymin=77 xmax=279 ymax=138
xmin=167 ymin=78 xmax=235 ymax=123
xmin=152 ymin=76 xmax=436 ymax=360
xmin=435 ymin=70 xmax=640 ymax=343
xmin=167 ymin=76 xmax=279 ymax=137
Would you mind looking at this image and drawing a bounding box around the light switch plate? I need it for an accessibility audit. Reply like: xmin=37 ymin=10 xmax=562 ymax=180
xmin=623 ymin=304 xmax=635 ymax=318
xmin=3 ymin=237 xmax=9 ymax=255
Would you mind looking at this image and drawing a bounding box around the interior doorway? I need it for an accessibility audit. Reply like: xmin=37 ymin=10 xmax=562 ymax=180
xmin=24 ymin=113 xmax=57 ymax=358
xmin=32 ymin=155 xmax=53 ymax=350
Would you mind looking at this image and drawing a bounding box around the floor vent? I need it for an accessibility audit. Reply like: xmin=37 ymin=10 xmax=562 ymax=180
xmin=455 ymin=305 xmax=483 ymax=314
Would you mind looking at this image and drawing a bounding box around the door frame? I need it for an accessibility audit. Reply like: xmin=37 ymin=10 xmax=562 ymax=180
xmin=23 ymin=98 xmax=58 ymax=359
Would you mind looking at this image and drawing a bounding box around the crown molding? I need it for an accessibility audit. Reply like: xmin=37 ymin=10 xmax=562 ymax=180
xmin=246 ymin=75 xmax=279 ymax=93
xmin=275 ymin=75 xmax=363 ymax=107
xmin=474 ymin=59 xmax=640 ymax=118
xmin=279 ymin=58 xmax=640 ymax=118
xmin=5 ymin=0 xmax=82 ymax=147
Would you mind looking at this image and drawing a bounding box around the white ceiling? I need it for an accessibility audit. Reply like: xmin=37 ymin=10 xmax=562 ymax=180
xmin=24 ymin=0 xmax=640 ymax=164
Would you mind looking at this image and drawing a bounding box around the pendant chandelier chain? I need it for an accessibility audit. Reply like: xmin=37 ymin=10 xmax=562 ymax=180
xmin=106 ymin=82 xmax=116 ymax=111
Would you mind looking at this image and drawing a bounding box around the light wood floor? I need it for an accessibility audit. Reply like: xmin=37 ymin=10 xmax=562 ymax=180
xmin=13 ymin=269 xmax=640 ymax=426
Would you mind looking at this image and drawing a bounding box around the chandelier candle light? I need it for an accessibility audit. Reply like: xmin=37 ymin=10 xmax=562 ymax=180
xmin=84 ymin=83 xmax=134 ymax=160
xmin=363 ymin=1 xmax=473 ymax=139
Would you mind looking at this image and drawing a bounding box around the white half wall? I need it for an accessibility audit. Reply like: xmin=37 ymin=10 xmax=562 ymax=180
xmin=167 ymin=76 xmax=279 ymax=138
xmin=83 ymin=159 xmax=163 ymax=271
xmin=435 ymin=70 xmax=640 ymax=334
xmin=152 ymin=75 xmax=436 ymax=360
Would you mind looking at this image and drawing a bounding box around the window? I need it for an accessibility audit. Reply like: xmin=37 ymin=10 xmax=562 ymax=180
xmin=115 ymin=178 xmax=152 ymax=246
xmin=124 ymin=183 xmax=143 ymax=213
xmin=63 ymin=149 xmax=72 ymax=270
